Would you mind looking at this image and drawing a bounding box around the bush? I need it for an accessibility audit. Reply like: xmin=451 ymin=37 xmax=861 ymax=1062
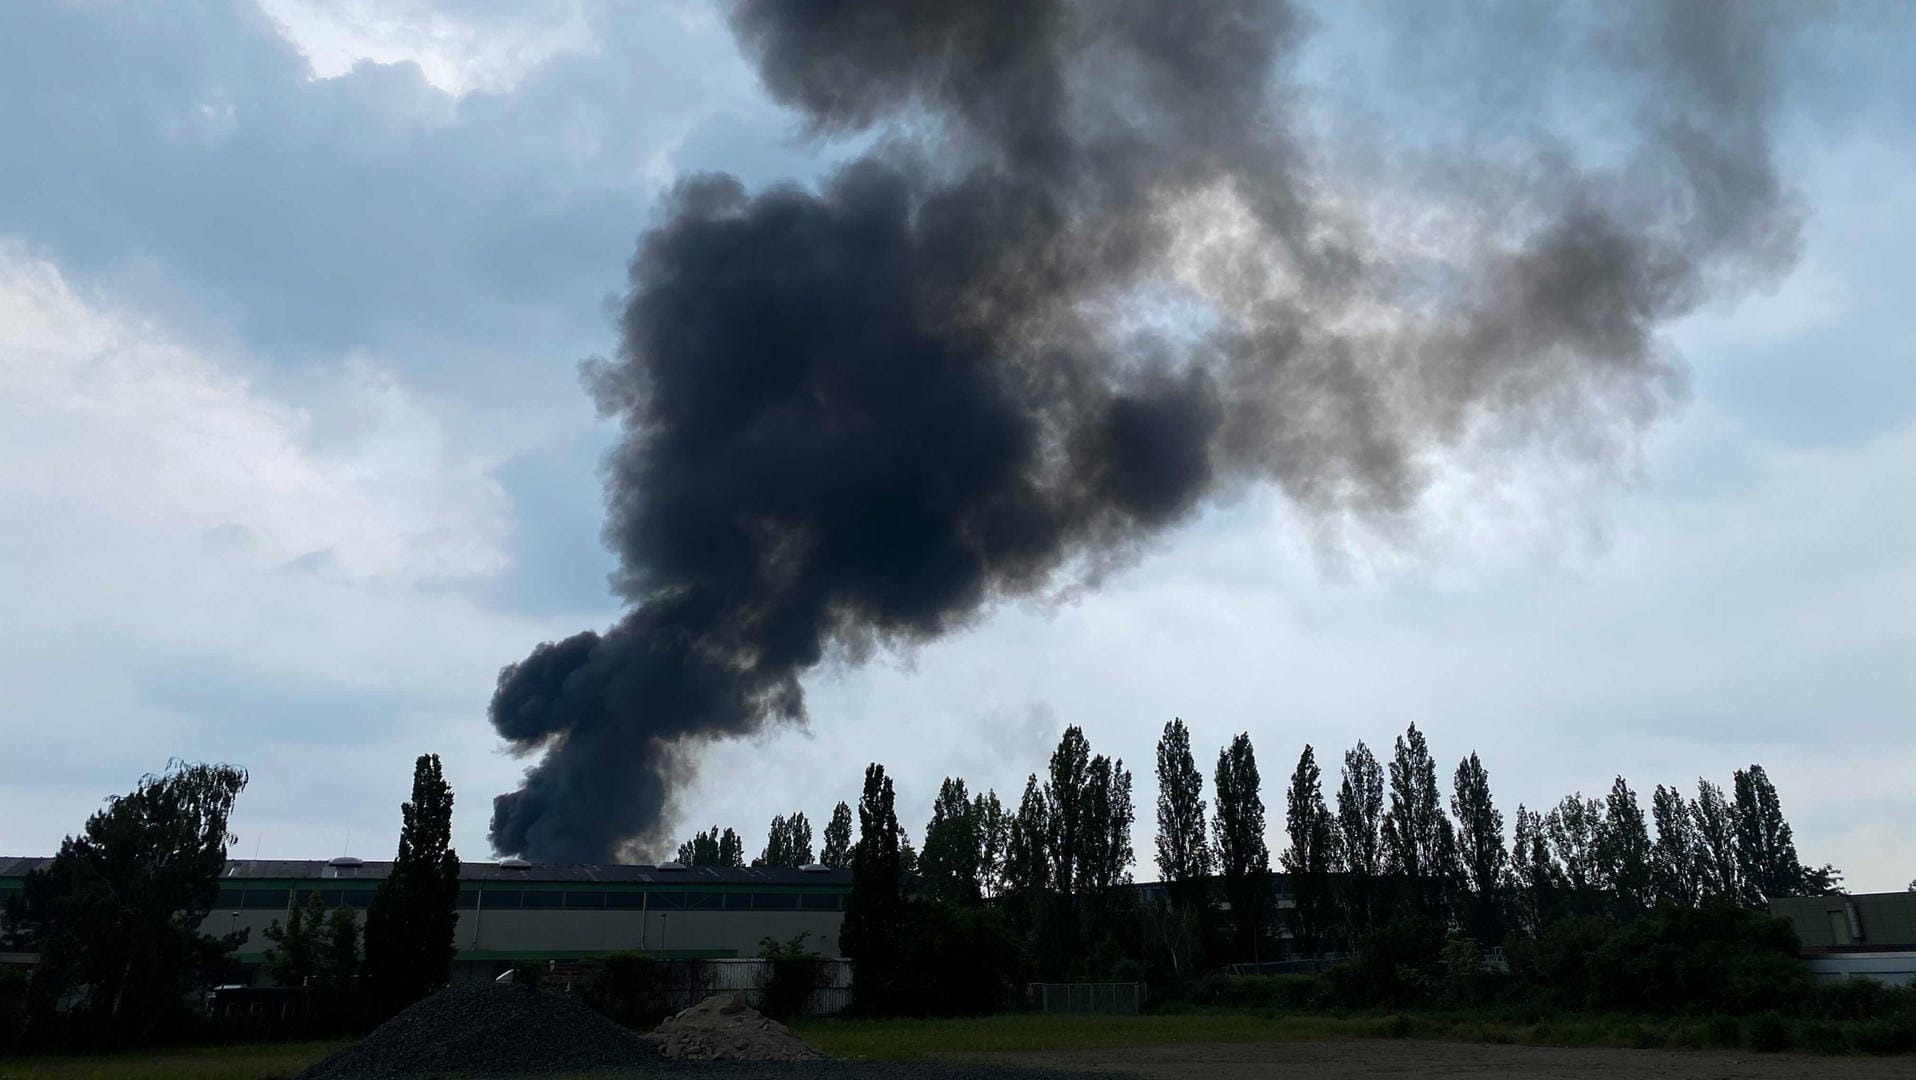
xmin=1175 ymin=973 xmax=1331 ymax=1011
xmin=1705 ymin=1014 xmax=1744 ymax=1049
xmin=1795 ymin=1018 xmax=1851 ymax=1055
xmin=1852 ymin=1017 xmax=1916 ymax=1056
xmin=759 ymin=933 xmax=829 ymax=1021
xmin=574 ymin=952 xmax=679 ymax=1029
xmin=1746 ymin=1011 xmax=1791 ymax=1053
xmin=886 ymin=902 xmax=1017 ymax=1016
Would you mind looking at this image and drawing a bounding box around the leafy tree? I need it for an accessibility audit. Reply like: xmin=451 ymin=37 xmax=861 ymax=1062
xmin=1650 ymin=783 xmax=1700 ymax=908
xmin=1045 ymin=727 xmax=1093 ymax=896
xmin=921 ymin=777 xmax=982 ymax=904
xmin=1006 ymin=774 xmax=1049 ymax=899
xmin=324 ymin=905 xmax=359 ymax=984
xmin=1544 ymin=792 xmax=1606 ymax=910
xmin=1510 ymin=804 xmax=1561 ymax=930
xmin=1154 ymin=718 xmax=1212 ymax=913
xmin=840 ymin=764 xmax=907 ymax=1007
xmin=758 ymin=813 xmax=815 ymax=868
xmin=1336 ymin=740 xmax=1385 ymax=931
xmin=1212 ymin=732 xmax=1270 ymax=961
xmin=1730 ymin=765 xmax=1836 ymax=902
xmin=1450 ymin=751 xmax=1508 ymax=943
xmin=820 ymin=802 xmax=854 ymax=870
xmin=16 ymin=761 xmax=249 ymax=1046
xmin=1382 ymin=723 xmax=1456 ymax=919
xmin=1281 ymin=744 xmax=1338 ymax=957
xmin=1079 ymin=755 xmax=1135 ymax=893
xmin=1690 ymin=778 xmax=1740 ymax=903
xmin=718 ymin=827 xmax=745 ymax=868
xmin=364 ymin=754 xmax=461 ymax=1017
xmin=1596 ymin=776 xmax=1652 ymax=917
xmin=263 ymin=892 xmax=328 ymax=987
xmin=972 ymin=790 xmax=1010 ymax=899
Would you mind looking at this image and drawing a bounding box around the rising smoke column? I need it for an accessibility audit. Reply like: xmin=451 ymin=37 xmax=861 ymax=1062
xmin=489 ymin=0 xmax=1802 ymax=862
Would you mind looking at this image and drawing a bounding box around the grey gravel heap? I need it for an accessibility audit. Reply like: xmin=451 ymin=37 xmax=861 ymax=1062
xmin=297 ymin=982 xmax=660 ymax=1078
xmin=644 ymin=993 xmax=820 ymax=1061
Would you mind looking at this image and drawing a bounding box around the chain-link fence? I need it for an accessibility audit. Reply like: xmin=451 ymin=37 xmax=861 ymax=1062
xmin=1030 ymin=981 xmax=1142 ymax=1015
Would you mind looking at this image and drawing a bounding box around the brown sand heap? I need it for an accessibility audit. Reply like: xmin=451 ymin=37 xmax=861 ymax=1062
xmin=644 ymin=992 xmax=822 ymax=1062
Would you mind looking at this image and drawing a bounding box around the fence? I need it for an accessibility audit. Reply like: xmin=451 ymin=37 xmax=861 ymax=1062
xmin=1029 ymin=981 xmax=1142 ymax=1015
xmin=534 ymin=957 xmax=853 ymax=1016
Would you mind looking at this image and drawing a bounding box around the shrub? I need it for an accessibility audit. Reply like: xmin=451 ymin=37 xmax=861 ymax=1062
xmin=1704 ymin=1014 xmax=1743 ymax=1049
xmin=574 ymin=952 xmax=679 ymax=1029
xmin=1794 ymin=1018 xmax=1851 ymax=1055
xmin=1852 ymin=1017 xmax=1916 ymax=1056
xmin=1746 ymin=1011 xmax=1790 ymax=1053
xmin=759 ymin=933 xmax=829 ymax=1021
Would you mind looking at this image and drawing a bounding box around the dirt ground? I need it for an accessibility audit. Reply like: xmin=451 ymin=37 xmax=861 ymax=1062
xmin=955 ymin=1039 xmax=1916 ymax=1079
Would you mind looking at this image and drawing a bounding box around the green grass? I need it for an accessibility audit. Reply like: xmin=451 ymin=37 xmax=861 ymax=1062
xmin=0 ymin=1039 xmax=350 ymax=1080
xmin=790 ymin=1008 xmax=1909 ymax=1061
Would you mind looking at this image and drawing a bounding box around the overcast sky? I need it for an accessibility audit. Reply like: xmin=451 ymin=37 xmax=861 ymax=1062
xmin=2 ymin=1 xmax=1912 ymax=892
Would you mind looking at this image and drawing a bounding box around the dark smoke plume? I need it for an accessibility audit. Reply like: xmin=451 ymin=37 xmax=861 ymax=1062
xmin=489 ymin=0 xmax=1801 ymax=862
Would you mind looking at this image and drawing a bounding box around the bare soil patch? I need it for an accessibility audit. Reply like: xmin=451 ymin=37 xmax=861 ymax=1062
xmin=956 ymin=1039 xmax=1914 ymax=1079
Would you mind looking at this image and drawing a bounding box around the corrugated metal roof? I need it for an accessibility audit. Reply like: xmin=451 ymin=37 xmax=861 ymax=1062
xmin=0 ymin=856 xmax=848 ymax=887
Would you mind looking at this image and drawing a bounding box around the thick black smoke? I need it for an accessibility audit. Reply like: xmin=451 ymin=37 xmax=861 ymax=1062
xmin=490 ymin=0 xmax=1801 ymax=862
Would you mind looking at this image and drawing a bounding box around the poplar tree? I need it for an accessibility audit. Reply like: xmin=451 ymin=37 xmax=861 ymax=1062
xmin=1336 ymin=741 xmax=1385 ymax=931
xmin=973 ymin=790 xmax=1010 ymax=899
xmin=1597 ymin=777 xmax=1652 ymax=917
xmin=364 ymin=753 xmax=460 ymax=1016
xmin=1280 ymin=744 xmax=1337 ymax=956
xmin=1510 ymin=804 xmax=1560 ymax=929
xmin=1382 ymin=723 xmax=1455 ymax=919
xmin=1154 ymin=718 xmax=1212 ymax=912
xmin=1449 ymin=752 xmax=1508 ymax=943
xmin=1544 ymin=793 xmax=1605 ymax=911
xmin=1650 ymin=783 xmax=1700 ymax=907
xmin=1212 ymin=733 xmax=1270 ymax=960
xmin=922 ymin=777 xmax=983 ymax=904
xmin=841 ymin=764 xmax=906 ymax=1005
xmin=1691 ymin=778 xmax=1740 ymax=902
xmin=820 ymin=802 xmax=854 ymax=869
xmin=1045 ymin=727 xmax=1093 ymax=896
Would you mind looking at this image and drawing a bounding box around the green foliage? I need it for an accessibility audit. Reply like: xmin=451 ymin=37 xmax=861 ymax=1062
xmin=1746 ymin=1010 xmax=1790 ymax=1052
xmin=262 ymin=892 xmax=328 ymax=987
xmin=1335 ymin=741 xmax=1385 ymax=933
xmin=574 ymin=951 xmax=676 ymax=1028
xmin=892 ymin=902 xmax=1017 ymax=1016
xmin=759 ymin=932 xmax=829 ymax=1021
xmin=363 ymin=753 xmax=460 ymax=1017
xmin=1450 ymin=753 xmax=1507 ymax=944
xmin=759 ymin=812 xmax=814 ymax=868
xmin=1154 ymin=718 xmax=1211 ymax=904
xmin=820 ymin=802 xmax=854 ymax=870
xmin=841 ymin=763 xmax=907 ymax=1010
xmin=1211 ymin=732 xmax=1269 ymax=960
xmin=677 ymin=826 xmax=746 ymax=867
xmin=15 ymin=760 xmax=249 ymax=1049
xmin=920 ymin=777 xmax=982 ymax=904
xmin=1280 ymin=744 xmax=1338 ymax=957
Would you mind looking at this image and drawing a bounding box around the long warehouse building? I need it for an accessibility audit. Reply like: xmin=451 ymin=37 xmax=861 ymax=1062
xmin=0 ymin=856 xmax=851 ymax=985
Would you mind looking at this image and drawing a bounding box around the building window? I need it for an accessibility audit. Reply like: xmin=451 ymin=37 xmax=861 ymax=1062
xmin=750 ymin=893 xmax=798 ymax=910
xmin=565 ymin=891 xmax=605 ymax=910
xmin=520 ymin=892 xmax=565 ymax=909
xmin=242 ymin=889 xmax=290 ymax=910
xmin=799 ymin=893 xmax=843 ymax=911
xmin=482 ymin=890 xmax=522 ymax=909
xmin=604 ymin=891 xmax=646 ymax=909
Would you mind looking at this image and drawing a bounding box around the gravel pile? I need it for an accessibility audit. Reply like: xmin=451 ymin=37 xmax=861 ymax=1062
xmin=645 ymin=993 xmax=821 ymax=1061
xmin=297 ymin=982 xmax=661 ymax=1078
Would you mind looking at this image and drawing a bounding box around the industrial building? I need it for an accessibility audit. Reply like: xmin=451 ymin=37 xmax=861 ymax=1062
xmin=1770 ymin=890 xmax=1916 ymax=987
xmin=0 ymin=856 xmax=851 ymax=985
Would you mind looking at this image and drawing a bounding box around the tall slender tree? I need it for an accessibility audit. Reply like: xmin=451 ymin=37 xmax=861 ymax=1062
xmin=1510 ymin=804 xmax=1560 ymax=929
xmin=1336 ymin=741 xmax=1385 ymax=931
xmin=820 ymin=802 xmax=854 ymax=870
xmin=1006 ymin=774 xmax=1050 ymax=900
xmin=1449 ymin=752 xmax=1508 ymax=943
xmin=1544 ymin=793 xmax=1605 ymax=912
xmin=1691 ymin=778 xmax=1740 ymax=903
xmin=364 ymin=753 xmax=461 ymax=1016
xmin=1382 ymin=723 xmax=1455 ymax=919
xmin=1213 ymin=733 xmax=1270 ymax=961
xmin=1280 ymin=744 xmax=1337 ymax=957
xmin=1045 ymin=727 xmax=1093 ymax=896
xmin=840 ymin=764 xmax=906 ymax=1006
xmin=1730 ymin=765 xmax=1835 ymax=902
xmin=1650 ymin=783 xmax=1700 ymax=908
xmin=973 ymin=790 xmax=1010 ymax=899
xmin=922 ymin=777 xmax=983 ymax=904
xmin=1597 ymin=777 xmax=1652 ymax=917
xmin=1154 ymin=718 xmax=1212 ymax=912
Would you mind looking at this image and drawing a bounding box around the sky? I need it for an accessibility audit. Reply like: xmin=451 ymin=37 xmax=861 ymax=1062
xmin=1 ymin=1 xmax=1912 ymax=892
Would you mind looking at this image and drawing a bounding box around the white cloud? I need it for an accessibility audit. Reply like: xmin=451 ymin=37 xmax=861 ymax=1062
xmin=0 ymin=246 xmax=553 ymax=857
xmin=257 ymin=0 xmax=594 ymax=97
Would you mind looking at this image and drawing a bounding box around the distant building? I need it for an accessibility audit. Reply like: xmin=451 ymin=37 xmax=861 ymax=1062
xmin=1769 ymin=890 xmax=1916 ymax=987
xmin=0 ymin=856 xmax=850 ymax=985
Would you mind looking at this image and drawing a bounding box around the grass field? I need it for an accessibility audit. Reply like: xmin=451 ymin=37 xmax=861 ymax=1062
xmin=0 ymin=1039 xmax=349 ymax=1080
xmin=0 ymin=1007 xmax=1900 ymax=1077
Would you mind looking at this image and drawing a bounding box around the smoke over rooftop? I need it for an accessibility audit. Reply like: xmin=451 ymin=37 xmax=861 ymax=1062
xmin=487 ymin=0 xmax=1801 ymax=862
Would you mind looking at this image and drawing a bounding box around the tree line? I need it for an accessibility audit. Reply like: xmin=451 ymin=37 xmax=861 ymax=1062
xmin=2 ymin=755 xmax=463 ymax=1050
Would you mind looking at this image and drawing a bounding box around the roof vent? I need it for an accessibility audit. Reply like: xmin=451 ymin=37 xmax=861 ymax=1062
xmin=656 ymin=862 xmax=688 ymax=872
xmin=328 ymin=856 xmax=363 ymax=868
xmin=498 ymin=857 xmax=531 ymax=870
xmin=799 ymin=863 xmax=830 ymax=873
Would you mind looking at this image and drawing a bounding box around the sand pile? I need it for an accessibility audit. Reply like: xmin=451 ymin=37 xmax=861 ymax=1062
xmin=644 ymin=992 xmax=822 ymax=1062
xmin=298 ymin=982 xmax=659 ymax=1078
